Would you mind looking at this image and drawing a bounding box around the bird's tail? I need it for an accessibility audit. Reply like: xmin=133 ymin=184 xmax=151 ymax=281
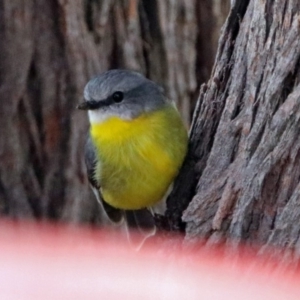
xmin=124 ymin=209 xmax=156 ymax=250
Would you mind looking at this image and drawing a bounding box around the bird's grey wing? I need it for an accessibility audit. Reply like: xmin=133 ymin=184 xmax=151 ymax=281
xmin=85 ymin=136 xmax=123 ymax=224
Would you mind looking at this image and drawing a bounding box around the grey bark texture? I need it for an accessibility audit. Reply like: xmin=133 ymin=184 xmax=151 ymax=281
xmin=169 ymin=0 xmax=300 ymax=254
xmin=0 ymin=1 xmax=229 ymax=223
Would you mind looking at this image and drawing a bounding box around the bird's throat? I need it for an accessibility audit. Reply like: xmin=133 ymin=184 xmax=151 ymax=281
xmin=90 ymin=114 xmax=150 ymax=144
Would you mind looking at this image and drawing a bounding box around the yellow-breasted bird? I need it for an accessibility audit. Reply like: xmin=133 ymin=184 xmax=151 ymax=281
xmin=78 ymin=70 xmax=188 ymax=245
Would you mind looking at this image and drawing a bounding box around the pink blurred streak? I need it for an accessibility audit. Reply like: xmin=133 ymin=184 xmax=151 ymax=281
xmin=0 ymin=220 xmax=299 ymax=299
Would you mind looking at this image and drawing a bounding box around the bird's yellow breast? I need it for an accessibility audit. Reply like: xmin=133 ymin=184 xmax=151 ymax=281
xmin=90 ymin=105 xmax=188 ymax=210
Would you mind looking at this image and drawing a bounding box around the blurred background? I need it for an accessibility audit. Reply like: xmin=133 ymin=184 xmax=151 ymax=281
xmin=0 ymin=0 xmax=230 ymax=225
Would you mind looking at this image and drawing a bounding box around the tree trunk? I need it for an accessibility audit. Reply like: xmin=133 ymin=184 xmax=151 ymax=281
xmin=168 ymin=0 xmax=300 ymax=254
xmin=196 ymin=0 xmax=231 ymax=85
xmin=0 ymin=1 xmax=229 ymax=224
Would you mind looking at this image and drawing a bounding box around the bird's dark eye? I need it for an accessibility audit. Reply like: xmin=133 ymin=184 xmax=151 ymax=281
xmin=112 ymin=91 xmax=124 ymax=103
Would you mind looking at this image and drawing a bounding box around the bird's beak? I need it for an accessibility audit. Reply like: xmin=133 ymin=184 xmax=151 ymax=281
xmin=77 ymin=102 xmax=89 ymax=110
xmin=77 ymin=100 xmax=100 ymax=110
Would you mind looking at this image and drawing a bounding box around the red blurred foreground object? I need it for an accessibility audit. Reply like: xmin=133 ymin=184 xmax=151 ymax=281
xmin=0 ymin=220 xmax=299 ymax=299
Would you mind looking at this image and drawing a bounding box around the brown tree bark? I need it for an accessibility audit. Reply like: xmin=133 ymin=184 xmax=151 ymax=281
xmin=196 ymin=0 xmax=231 ymax=85
xmin=167 ymin=0 xmax=300 ymax=255
xmin=0 ymin=0 xmax=230 ymax=224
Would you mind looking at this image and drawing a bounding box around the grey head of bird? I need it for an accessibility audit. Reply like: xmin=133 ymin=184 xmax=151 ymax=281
xmin=78 ymin=69 xmax=167 ymax=122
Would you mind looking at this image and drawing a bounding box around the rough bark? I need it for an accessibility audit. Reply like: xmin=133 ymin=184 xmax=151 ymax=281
xmin=168 ymin=0 xmax=300 ymax=254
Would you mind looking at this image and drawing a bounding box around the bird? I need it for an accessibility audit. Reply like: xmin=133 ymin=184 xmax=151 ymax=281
xmin=78 ymin=69 xmax=188 ymax=246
